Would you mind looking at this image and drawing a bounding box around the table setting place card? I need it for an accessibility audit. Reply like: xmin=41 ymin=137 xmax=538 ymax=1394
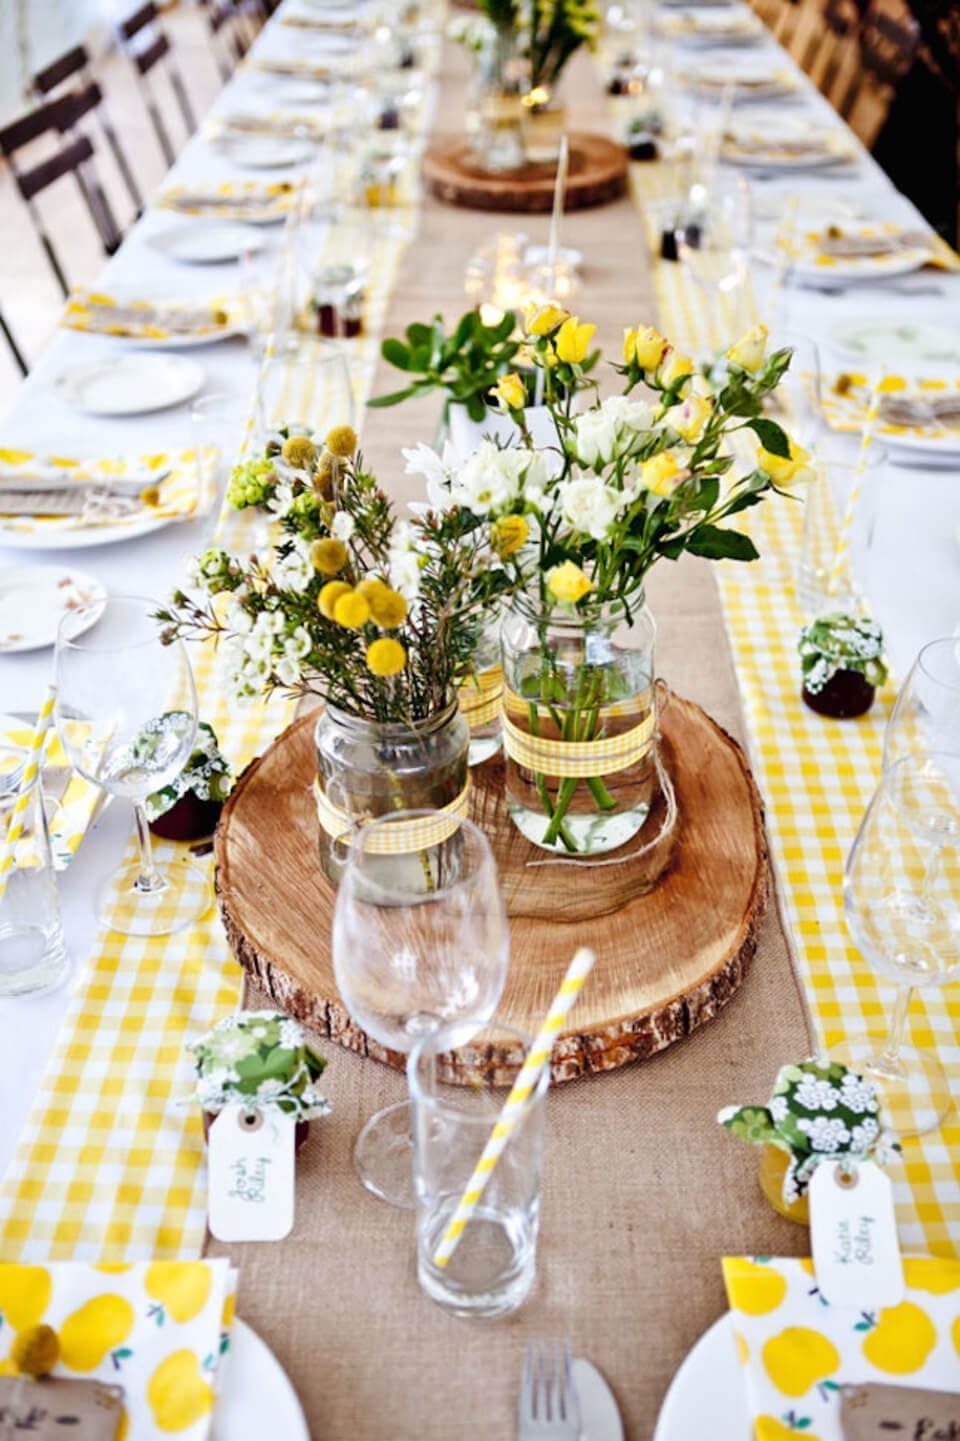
xmin=207 ymin=1103 xmax=296 ymax=1243
xmin=0 ymin=1376 xmax=125 ymax=1440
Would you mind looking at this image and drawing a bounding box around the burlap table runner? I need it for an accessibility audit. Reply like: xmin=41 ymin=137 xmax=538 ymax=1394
xmin=208 ymin=42 xmax=814 ymax=1439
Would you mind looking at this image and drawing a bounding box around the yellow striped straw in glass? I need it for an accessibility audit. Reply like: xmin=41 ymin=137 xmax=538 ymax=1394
xmin=0 ymin=687 xmax=56 ymax=901
xmin=432 ymin=946 xmax=595 ymax=1268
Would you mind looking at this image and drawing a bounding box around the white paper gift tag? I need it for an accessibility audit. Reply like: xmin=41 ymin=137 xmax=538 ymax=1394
xmin=810 ymin=1160 xmax=904 ymax=1309
xmin=208 ymin=1103 xmax=295 ymax=1242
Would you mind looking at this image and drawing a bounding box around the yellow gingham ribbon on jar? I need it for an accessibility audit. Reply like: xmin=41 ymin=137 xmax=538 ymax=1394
xmin=503 ymin=688 xmax=652 ymax=723
xmin=457 ymin=665 xmax=504 ymax=730
xmin=313 ymin=779 xmax=471 ymax=854
xmin=502 ymin=693 xmax=656 ymax=779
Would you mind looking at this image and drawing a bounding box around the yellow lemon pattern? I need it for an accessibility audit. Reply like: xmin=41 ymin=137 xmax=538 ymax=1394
xmin=763 ymin=1327 xmax=840 ymax=1397
xmin=147 ymin=1350 xmax=214 ymax=1433
xmin=145 ymin=1264 xmax=212 ymax=1325
xmin=724 ymin=1259 xmax=789 ymax=1316
xmin=0 ymin=1265 xmax=52 ymax=1332
xmin=59 ymin=1295 xmax=135 ymax=1372
xmin=734 ymin=1329 xmax=749 ymax=1365
xmin=861 ymin=1301 xmax=937 ymax=1375
xmin=902 ymin=1256 xmax=960 ymax=1294
xmin=756 ymin=1418 xmax=822 ymax=1441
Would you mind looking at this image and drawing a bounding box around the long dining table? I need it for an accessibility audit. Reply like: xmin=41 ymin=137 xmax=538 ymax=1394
xmin=0 ymin=0 xmax=958 ymax=1434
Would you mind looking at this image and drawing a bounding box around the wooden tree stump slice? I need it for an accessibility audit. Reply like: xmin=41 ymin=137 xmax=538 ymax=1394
xmin=215 ymin=696 xmax=768 ymax=1084
xmin=422 ymin=132 xmax=628 ymax=212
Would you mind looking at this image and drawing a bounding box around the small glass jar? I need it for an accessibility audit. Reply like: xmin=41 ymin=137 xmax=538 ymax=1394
xmin=501 ymin=592 xmax=660 ymax=857
xmin=314 ymin=700 xmax=470 ymax=886
xmin=470 ymin=28 xmax=529 ymax=173
xmin=758 ymin=1145 xmax=810 ymax=1226
xmin=458 ymin=621 xmax=503 ymax=767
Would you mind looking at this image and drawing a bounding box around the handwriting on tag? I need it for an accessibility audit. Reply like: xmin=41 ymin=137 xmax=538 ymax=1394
xmin=208 ymin=1103 xmax=295 ymax=1242
xmin=810 ymin=1160 xmax=904 ymax=1309
xmin=840 ymin=1382 xmax=960 ymax=1441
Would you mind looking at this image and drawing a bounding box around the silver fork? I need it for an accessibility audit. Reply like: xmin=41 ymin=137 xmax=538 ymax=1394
xmin=517 ymin=1340 xmax=581 ymax=1440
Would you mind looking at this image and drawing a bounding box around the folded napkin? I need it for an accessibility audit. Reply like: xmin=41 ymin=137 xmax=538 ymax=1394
xmin=722 ymin=1254 xmax=960 ymax=1440
xmin=1 ymin=715 xmax=101 ymax=870
xmin=816 ymin=226 xmax=931 ymax=260
xmin=0 ymin=1260 xmax=235 ymax=1441
xmin=879 ymin=389 xmax=960 ymax=427
xmin=156 ymin=182 xmax=296 ymax=220
xmin=212 ymin=110 xmax=339 ymax=140
xmin=0 ymin=449 xmax=213 ymax=532
xmin=62 ymin=291 xmax=237 ymax=341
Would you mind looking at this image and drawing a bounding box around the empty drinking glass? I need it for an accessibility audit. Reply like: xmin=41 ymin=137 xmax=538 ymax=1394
xmin=884 ymin=637 xmax=960 ymax=771
xmin=191 ymin=392 xmax=243 ymax=544
xmin=255 ymin=344 xmax=356 ymax=445
xmin=409 ymin=1022 xmax=547 ymax=1318
xmin=0 ymin=745 xmax=68 ymax=996
xmin=833 ymin=751 xmax=960 ymax=1135
xmin=332 ymin=812 xmax=509 ymax=1207
xmin=677 ymin=172 xmax=753 ymax=341
xmin=55 ymin=596 xmax=209 ymax=937
xmin=796 ymin=443 xmax=886 ymax=616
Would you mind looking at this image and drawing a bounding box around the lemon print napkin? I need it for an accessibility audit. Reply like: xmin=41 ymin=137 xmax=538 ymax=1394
xmin=0 ymin=450 xmax=213 ymax=536
xmin=0 ymin=1260 xmax=235 ymax=1439
xmin=723 ymin=1255 xmax=960 ymax=1440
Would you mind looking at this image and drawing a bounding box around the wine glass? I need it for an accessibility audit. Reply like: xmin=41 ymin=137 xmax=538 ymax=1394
xmin=332 ymin=812 xmax=509 ymax=1207
xmin=677 ymin=172 xmax=753 ymax=341
xmin=55 ymin=596 xmax=210 ymax=937
xmin=833 ymin=751 xmax=960 ymax=1136
xmin=884 ymin=637 xmax=960 ymax=772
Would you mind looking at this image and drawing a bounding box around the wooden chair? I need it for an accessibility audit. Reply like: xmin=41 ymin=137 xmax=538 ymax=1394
xmin=843 ymin=0 xmax=919 ymax=145
xmin=32 ymin=45 xmax=144 ymax=218
xmin=806 ymin=0 xmax=862 ymax=107
xmin=0 ymin=309 xmax=28 ymax=378
xmin=199 ymin=0 xmax=261 ymax=81
xmin=118 ymin=2 xmax=197 ymax=167
xmin=0 ymin=93 xmax=123 ymax=299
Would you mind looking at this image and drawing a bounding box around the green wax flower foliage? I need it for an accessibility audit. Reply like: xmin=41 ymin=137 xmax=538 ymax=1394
xmin=799 ymin=613 xmax=888 ymax=697
xmin=145 ymin=719 xmax=232 ymax=822
xmin=718 ymin=1058 xmax=900 ymax=1204
xmin=189 ymin=1011 xmax=331 ymax=1122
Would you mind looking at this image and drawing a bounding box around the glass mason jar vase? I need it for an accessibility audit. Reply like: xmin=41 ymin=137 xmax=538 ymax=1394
xmin=314 ymin=700 xmax=469 ymax=887
xmin=457 ymin=620 xmax=503 ymax=768
xmin=468 ymin=26 xmax=529 ymax=174
xmin=501 ymin=593 xmax=659 ymax=857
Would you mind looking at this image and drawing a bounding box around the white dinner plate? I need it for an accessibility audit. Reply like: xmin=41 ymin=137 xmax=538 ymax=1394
xmin=653 ymin=1314 xmax=749 ymax=1441
xmin=214 ymin=134 xmax=316 ymax=169
xmin=755 ymin=225 xmax=932 ymax=281
xmin=213 ymin=1318 xmax=309 ymax=1441
xmin=828 ymin=319 xmax=960 ymax=370
xmin=250 ymin=74 xmax=332 ymax=105
xmin=0 ymin=565 xmax=106 ymax=653
xmin=149 ymin=222 xmax=266 ymax=265
xmin=755 ymin=188 xmax=863 ymax=228
xmin=0 ymin=508 xmax=176 ymax=553
xmin=53 ymin=354 xmax=206 ymax=416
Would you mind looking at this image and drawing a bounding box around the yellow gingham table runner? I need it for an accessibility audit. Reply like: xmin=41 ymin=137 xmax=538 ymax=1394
xmin=0 ymin=218 xmax=416 ymax=1260
xmin=627 ymin=159 xmax=960 ymax=1256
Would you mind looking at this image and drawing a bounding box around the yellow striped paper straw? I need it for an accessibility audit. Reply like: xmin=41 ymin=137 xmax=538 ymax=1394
xmin=432 ymin=946 xmax=595 ymax=1269
xmin=827 ymin=370 xmax=884 ymax=596
xmin=0 ymin=687 xmax=56 ymax=901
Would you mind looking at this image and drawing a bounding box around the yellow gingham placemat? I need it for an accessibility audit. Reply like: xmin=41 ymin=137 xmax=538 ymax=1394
xmin=627 ymin=156 xmax=960 ymax=1256
xmin=0 ymin=215 xmax=416 ymax=1260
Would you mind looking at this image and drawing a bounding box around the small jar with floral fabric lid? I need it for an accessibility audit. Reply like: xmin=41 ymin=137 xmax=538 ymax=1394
xmin=799 ymin=613 xmax=887 ymax=720
xmin=188 ymin=1011 xmax=331 ymax=1153
xmin=146 ymin=719 xmax=232 ymax=842
xmin=718 ymin=1058 xmax=900 ymax=1226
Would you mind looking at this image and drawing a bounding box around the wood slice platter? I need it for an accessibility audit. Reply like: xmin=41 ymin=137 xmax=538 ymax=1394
xmin=422 ymin=131 xmax=628 ymax=212
xmin=215 ymin=696 xmax=768 ymax=1084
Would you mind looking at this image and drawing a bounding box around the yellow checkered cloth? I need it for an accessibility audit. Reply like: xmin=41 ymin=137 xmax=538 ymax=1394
xmin=627 ymin=158 xmax=960 ymax=1256
xmin=0 ymin=221 xmax=416 ymax=1261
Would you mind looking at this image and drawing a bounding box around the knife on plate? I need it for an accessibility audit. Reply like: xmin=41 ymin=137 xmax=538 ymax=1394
xmin=571 ymin=1359 xmax=624 ymax=1441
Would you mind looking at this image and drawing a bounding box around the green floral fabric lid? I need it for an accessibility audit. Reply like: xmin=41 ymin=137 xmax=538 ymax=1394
xmin=145 ymin=719 xmax=232 ymax=822
xmin=718 ymin=1058 xmax=900 ymax=1204
xmin=188 ymin=1011 xmax=331 ymax=1123
xmin=798 ymin=613 xmax=888 ymax=696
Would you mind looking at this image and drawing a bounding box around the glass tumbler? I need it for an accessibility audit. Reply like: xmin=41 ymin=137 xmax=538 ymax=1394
xmin=796 ymin=443 xmax=886 ymax=616
xmin=408 ymin=1023 xmax=548 ymax=1319
xmin=0 ymin=745 xmax=68 ymax=996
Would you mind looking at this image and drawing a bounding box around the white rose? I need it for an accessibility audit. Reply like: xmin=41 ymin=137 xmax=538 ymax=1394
xmin=575 ymin=395 xmax=655 ymax=467
xmin=557 ymin=473 xmax=622 ymax=541
xmin=450 ymin=441 xmax=525 ymax=515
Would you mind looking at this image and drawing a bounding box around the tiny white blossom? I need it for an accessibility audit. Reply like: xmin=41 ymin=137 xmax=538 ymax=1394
xmin=839 ymin=1074 xmax=880 ymax=1114
xmin=279 ymin=1018 xmax=304 ymax=1050
xmin=331 ymin=511 xmax=355 ymax=542
xmin=769 ymin=1095 xmax=789 ymax=1123
xmin=796 ymin=1115 xmax=850 ymax=1152
xmin=275 ymin=656 xmax=300 ymax=686
xmin=256 ymin=1078 xmax=287 ymax=1098
xmin=794 ymin=1076 xmax=839 ymax=1112
xmin=849 ymin=1118 xmax=879 ymax=1152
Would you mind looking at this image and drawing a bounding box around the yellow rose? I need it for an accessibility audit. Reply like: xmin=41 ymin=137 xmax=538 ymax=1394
xmin=494 ymin=372 xmax=526 ymax=411
xmin=491 ymin=514 xmax=529 ymax=558
xmin=524 ymin=302 xmax=569 ymax=337
xmin=727 ymin=323 xmax=768 ymax=373
xmin=623 ymin=325 xmax=669 ymax=371
xmin=555 ymin=316 xmax=597 ymax=366
xmin=547 ymin=560 xmax=593 ymax=604
xmin=757 ymin=436 xmax=813 ymax=485
xmin=641 ymin=450 xmax=687 ymax=497
xmin=661 ymin=352 xmax=694 ymax=392
xmin=366 ymin=637 xmax=407 ymax=677
xmin=669 ymin=394 xmax=711 ymax=442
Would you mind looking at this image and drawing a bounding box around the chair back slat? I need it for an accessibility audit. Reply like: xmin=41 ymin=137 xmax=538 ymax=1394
xmin=134 ymin=33 xmax=171 ymax=75
xmin=13 ymin=135 xmax=96 ymax=202
xmin=33 ymin=44 xmax=89 ymax=95
xmin=119 ymin=1 xmax=159 ymax=40
xmin=861 ymin=5 xmax=919 ymax=81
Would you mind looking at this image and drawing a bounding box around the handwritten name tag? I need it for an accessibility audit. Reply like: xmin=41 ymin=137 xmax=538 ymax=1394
xmin=810 ymin=1160 xmax=904 ymax=1309
xmin=208 ymin=1104 xmax=295 ymax=1242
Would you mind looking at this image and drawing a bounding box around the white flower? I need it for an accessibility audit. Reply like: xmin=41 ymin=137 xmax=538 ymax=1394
xmin=403 ymin=440 xmax=458 ymax=510
xmin=285 ymin=626 xmax=311 ymax=661
xmin=275 ymin=656 xmax=300 ymax=687
xmin=575 ymin=395 xmax=655 ymax=467
xmin=388 ymin=520 xmax=422 ymax=601
xmin=273 ymin=542 xmax=312 ymax=591
xmin=449 ymin=441 xmax=528 ymax=515
xmin=769 ymin=1095 xmax=789 ymax=1124
xmin=794 ymin=1076 xmax=839 ymax=1112
xmin=556 ymin=473 xmax=622 ymax=541
xmin=331 ymin=510 xmax=355 ymax=542
xmin=796 ymin=1115 xmax=850 ymax=1152
xmin=279 ymin=1018 xmax=304 ymax=1050
xmin=849 ymin=1118 xmax=879 ymax=1152
xmin=266 ymin=480 xmax=295 ymax=518
xmin=839 ymin=1074 xmax=880 ymax=1115
xmin=226 ymin=598 xmax=253 ymax=635
xmin=256 ymin=1078 xmax=287 ymax=1098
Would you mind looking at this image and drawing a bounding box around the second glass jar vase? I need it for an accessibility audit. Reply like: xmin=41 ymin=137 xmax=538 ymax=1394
xmin=314 ymin=701 xmax=469 ymax=887
xmin=501 ymin=594 xmax=659 ymax=857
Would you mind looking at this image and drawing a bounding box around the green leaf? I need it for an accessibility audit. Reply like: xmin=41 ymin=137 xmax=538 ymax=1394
xmin=749 ymin=417 xmax=791 ymax=458
xmin=686 ymin=526 xmax=759 ymax=562
xmin=405 ymin=322 xmax=432 ymax=349
xmin=381 ymin=338 xmax=412 ymax=371
xmin=452 ymin=311 xmax=475 ymax=349
xmin=465 ymin=392 xmax=488 ymax=422
xmin=366 ymin=385 xmax=424 ymax=409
